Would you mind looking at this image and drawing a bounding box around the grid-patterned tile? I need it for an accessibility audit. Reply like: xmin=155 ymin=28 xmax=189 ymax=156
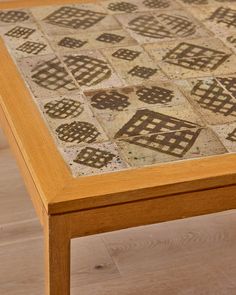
xmin=5 ymin=26 xmax=35 ymax=39
xmin=16 ymin=41 xmax=46 ymax=55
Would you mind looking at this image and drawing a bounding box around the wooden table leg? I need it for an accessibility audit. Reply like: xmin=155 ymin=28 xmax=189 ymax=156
xmin=44 ymin=215 xmax=71 ymax=295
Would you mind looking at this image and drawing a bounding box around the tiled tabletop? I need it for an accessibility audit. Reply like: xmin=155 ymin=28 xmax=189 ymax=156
xmin=0 ymin=0 xmax=236 ymax=177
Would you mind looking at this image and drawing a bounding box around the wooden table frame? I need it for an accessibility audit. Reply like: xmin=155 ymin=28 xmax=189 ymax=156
xmin=1 ymin=0 xmax=236 ymax=294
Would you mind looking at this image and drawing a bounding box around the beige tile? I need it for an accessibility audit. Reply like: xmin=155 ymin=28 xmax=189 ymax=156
xmin=211 ymin=122 xmax=236 ymax=152
xmin=0 ymin=8 xmax=33 ymax=26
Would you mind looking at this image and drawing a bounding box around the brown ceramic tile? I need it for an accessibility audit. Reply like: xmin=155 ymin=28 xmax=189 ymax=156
xmin=117 ymin=127 xmax=227 ymax=167
xmin=177 ymin=77 xmax=236 ymax=125
xmin=60 ymin=141 xmax=129 ymax=176
xmin=211 ymin=122 xmax=236 ymax=152
xmin=31 ymin=4 xmax=121 ymax=36
xmin=61 ymin=50 xmax=123 ymax=91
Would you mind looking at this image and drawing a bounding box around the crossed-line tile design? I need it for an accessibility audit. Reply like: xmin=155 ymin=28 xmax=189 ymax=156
xmin=1 ymin=0 xmax=236 ymax=176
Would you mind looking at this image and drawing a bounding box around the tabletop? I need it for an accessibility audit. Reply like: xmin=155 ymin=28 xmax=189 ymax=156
xmin=0 ymin=0 xmax=236 ymax=215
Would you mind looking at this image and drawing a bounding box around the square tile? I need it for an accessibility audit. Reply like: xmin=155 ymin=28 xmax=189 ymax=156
xmin=177 ymin=77 xmax=236 ymax=125
xmin=96 ymin=104 xmax=204 ymax=139
xmin=0 ymin=23 xmax=53 ymax=58
xmin=211 ymin=122 xmax=236 ymax=152
xmin=103 ymin=45 xmax=167 ymax=85
xmin=60 ymin=141 xmax=129 ymax=176
xmin=117 ymin=127 xmax=227 ymax=167
xmin=0 ymin=9 xmax=33 ymax=26
xmin=84 ymin=81 xmax=189 ymax=114
xmin=61 ymin=50 xmax=123 ymax=91
xmin=31 ymin=4 xmax=121 ymax=36
xmin=17 ymin=54 xmax=79 ymax=99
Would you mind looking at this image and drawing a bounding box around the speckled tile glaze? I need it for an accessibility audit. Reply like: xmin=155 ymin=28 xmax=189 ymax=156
xmin=1 ymin=0 xmax=235 ymax=177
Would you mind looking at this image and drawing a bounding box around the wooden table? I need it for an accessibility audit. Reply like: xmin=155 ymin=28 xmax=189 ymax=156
xmin=0 ymin=0 xmax=236 ymax=294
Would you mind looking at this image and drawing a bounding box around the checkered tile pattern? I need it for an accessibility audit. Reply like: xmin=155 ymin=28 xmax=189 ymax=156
xmin=209 ymin=7 xmax=236 ymax=28
xmin=96 ymin=33 xmax=125 ymax=44
xmin=108 ymin=2 xmax=138 ymax=12
xmin=128 ymin=66 xmax=157 ymax=79
xmin=136 ymin=86 xmax=174 ymax=104
xmin=0 ymin=10 xmax=29 ymax=23
xmin=90 ymin=90 xmax=130 ymax=111
xmin=56 ymin=121 xmax=100 ymax=144
xmin=74 ymin=147 xmax=115 ymax=168
xmin=44 ymin=98 xmax=84 ymax=119
xmin=128 ymin=15 xmax=171 ymax=39
xmin=217 ymin=76 xmax=236 ymax=97
xmin=124 ymin=128 xmax=201 ymax=157
xmin=226 ymin=128 xmax=236 ymax=142
xmin=143 ymin=0 xmax=170 ymax=9
xmin=5 ymin=26 xmax=35 ymax=39
xmin=180 ymin=0 xmax=208 ymax=4
xmin=163 ymin=42 xmax=230 ymax=70
xmin=16 ymin=41 xmax=46 ymax=55
xmin=115 ymin=109 xmax=199 ymax=138
xmin=58 ymin=37 xmax=87 ymax=49
xmin=44 ymin=6 xmax=106 ymax=29
xmin=112 ymin=48 xmax=141 ymax=61
xmin=31 ymin=57 xmax=77 ymax=91
xmin=63 ymin=55 xmax=112 ymax=87
xmin=191 ymin=79 xmax=236 ymax=116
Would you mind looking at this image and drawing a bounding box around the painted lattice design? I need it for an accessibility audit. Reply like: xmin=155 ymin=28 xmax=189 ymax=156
xmin=108 ymin=2 xmax=138 ymax=12
xmin=63 ymin=55 xmax=112 ymax=87
xmin=180 ymin=0 xmax=208 ymax=4
xmin=125 ymin=128 xmax=201 ymax=157
xmin=5 ymin=26 xmax=35 ymax=39
xmin=217 ymin=76 xmax=236 ymax=97
xmin=209 ymin=7 xmax=236 ymax=28
xmin=74 ymin=147 xmax=115 ymax=168
xmin=44 ymin=98 xmax=84 ymax=119
xmin=128 ymin=66 xmax=157 ymax=79
xmin=136 ymin=86 xmax=174 ymax=104
xmin=44 ymin=6 xmax=106 ymax=29
xmin=163 ymin=42 xmax=230 ymax=70
xmin=143 ymin=0 xmax=170 ymax=9
xmin=56 ymin=121 xmax=100 ymax=144
xmin=226 ymin=128 xmax=236 ymax=142
xmin=112 ymin=48 xmax=141 ymax=61
xmin=226 ymin=35 xmax=236 ymax=47
xmin=90 ymin=90 xmax=130 ymax=111
xmin=96 ymin=33 xmax=124 ymax=44
xmin=191 ymin=79 xmax=236 ymax=116
xmin=115 ymin=109 xmax=199 ymax=138
xmin=128 ymin=15 xmax=171 ymax=39
xmin=58 ymin=37 xmax=87 ymax=49
xmin=16 ymin=41 xmax=46 ymax=55
xmin=31 ymin=57 xmax=77 ymax=91
xmin=156 ymin=14 xmax=196 ymax=37
xmin=0 ymin=10 xmax=29 ymax=23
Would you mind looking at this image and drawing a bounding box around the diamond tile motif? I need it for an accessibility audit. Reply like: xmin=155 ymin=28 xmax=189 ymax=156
xmin=191 ymin=79 xmax=236 ymax=116
xmin=58 ymin=37 xmax=87 ymax=49
xmin=3 ymin=0 xmax=235 ymax=177
xmin=43 ymin=6 xmax=106 ymax=29
xmin=5 ymin=26 xmax=35 ymax=39
xmin=16 ymin=41 xmax=46 ymax=55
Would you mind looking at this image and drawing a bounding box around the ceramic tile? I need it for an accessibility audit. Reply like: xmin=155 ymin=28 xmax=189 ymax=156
xmin=211 ymin=122 xmax=236 ymax=152
xmin=61 ymin=50 xmax=123 ymax=91
xmin=60 ymin=141 xmax=129 ymax=176
xmin=115 ymin=10 xmax=211 ymax=44
xmin=103 ymin=45 xmax=167 ymax=85
xmin=0 ymin=9 xmax=33 ymax=26
xmin=0 ymin=23 xmax=53 ymax=58
xmin=42 ymin=99 xmax=109 ymax=147
xmin=96 ymin=104 xmax=204 ymax=140
xmin=177 ymin=77 xmax=236 ymax=125
xmin=31 ymin=4 xmax=121 ymax=36
xmin=101 ymin=0 xmax=180 ymax=14
xmin=145 ymin=38 xmax=236 ymax=79
xmin=84 ymin=81 xmax=189 ymax=114
xmin=49 ymin=29 xmax=137 ymax=53
xmin=17 ymin=54 xmax=79 ymax=99
xmin=117 ymin=127 xmax=227 ymax=167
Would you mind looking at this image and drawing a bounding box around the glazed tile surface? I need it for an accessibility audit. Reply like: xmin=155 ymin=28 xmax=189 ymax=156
xmin=0 ymin=0 xmax=236 ymax=177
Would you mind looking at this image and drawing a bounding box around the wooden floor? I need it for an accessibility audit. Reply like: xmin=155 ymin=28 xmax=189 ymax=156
xmin=1 ymin=128 xmax=236 ymax=295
